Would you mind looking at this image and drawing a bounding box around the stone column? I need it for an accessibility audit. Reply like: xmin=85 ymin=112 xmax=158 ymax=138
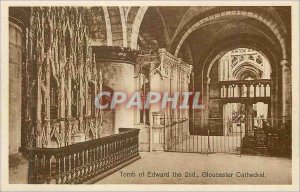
xmin=151 ymin=111 xmax=164 ymax=151
xmin=93 ymin=46 xmax=136 ymax=134
xmin=9 ymin=8 xmax=30 ymax=154
xmin=149 ymin=73 xmax=163 ymax=152
xmin=280 ymin=60 xmax=292 ymax=125
xmin=9 ymin=22 xmax=23 ymax=154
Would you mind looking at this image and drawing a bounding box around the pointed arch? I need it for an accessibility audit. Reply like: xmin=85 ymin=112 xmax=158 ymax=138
xmin=129 ymin=7 xmax=148 ymax=49
xmin=103 ymin=6 xmax=113 ymax=46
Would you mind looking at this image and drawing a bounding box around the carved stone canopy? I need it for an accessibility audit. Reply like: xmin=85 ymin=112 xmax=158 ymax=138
xmin=135 ymin=50 xmax=160 ymax=78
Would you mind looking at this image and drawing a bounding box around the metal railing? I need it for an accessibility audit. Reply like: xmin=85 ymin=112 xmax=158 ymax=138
xmin=162 ymin=117 xmax=291 ymax=157
xmin=164 ymin=117 xmax=243 ymax=155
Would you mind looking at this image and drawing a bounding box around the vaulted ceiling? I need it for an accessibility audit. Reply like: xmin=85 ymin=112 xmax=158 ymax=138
xmin=138 ymin=6 xmax=291 ymax=71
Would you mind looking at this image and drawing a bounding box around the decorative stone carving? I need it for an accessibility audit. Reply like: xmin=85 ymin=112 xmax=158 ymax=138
xmin=135 ymin=48 xmax=193 ymax=81
xmin=24 ymin=7 xmax=103 ymax=148
xmin=136 ymin=50 xmax=160 ymax=78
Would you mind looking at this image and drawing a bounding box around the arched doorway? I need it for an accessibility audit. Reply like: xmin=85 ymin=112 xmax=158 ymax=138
xmin=129 ymin=6 xmax=290 ymax=155
xmin=220 ymin=48 xmax=271 ymax=135
xmin=209 ymin=48 xmax=272 ymax=154
xmin=166 ymin=47 xmax=275 ymax=154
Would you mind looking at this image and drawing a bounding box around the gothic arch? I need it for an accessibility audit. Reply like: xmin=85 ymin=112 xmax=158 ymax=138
xmin=232 ymin=63 xmax=263 ymax=80
xmin=119 ymin=7 xmax=128 ymax=47
xmin=103 ymin=6 xmax=113 ymax=46
xmin=202 ymin=35 xmax=279 ymax=80
xmin=200 ymin=38 xmax=280 ymax=132
xmin=129 ymin=7 xmax=172 ymax=50
xmin=129 ymin=6 xmax=148 ymax=49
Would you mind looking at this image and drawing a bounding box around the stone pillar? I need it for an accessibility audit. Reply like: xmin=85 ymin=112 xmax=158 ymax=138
xmin=9 ymin=7 xmax=30 ymax=154
xmin=93 ymin=46 xmax=136 ymax=134
xmin=152 ymin=111 xmax=164 ymax=151
xmin=149 ymin=73 xmax=163 ymax=152
xmin=280 ymin=60 xmax=292 ymax=125
xmin=9 ymin=21 xmax=23 ymax=155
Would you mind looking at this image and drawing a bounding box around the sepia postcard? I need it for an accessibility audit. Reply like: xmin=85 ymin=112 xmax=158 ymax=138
xmin=1 ymin=0 xmax=299 ymax=191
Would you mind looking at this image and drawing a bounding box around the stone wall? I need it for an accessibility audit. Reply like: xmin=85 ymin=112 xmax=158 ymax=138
xmin=9 ymin=153 xmax=28 ymax=184
xmin=88 ymin=7 xmax=107 ymax=45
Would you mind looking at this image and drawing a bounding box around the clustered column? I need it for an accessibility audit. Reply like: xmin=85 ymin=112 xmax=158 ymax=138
xmin=280 ymin=60 xmax=292 ymax=126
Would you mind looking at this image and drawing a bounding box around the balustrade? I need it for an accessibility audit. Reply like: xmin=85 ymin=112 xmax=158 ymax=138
xmin=219 ymin=79 xmax=271 ymax=101
xmin=25 ymin=128 xmax=140 ymax=184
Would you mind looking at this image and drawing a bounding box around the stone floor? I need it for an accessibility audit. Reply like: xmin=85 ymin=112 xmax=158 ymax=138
xmin=96 ymin=152 xmax=292 ymax=184
xmin=9 ymin=153 xmax=28 ymax=184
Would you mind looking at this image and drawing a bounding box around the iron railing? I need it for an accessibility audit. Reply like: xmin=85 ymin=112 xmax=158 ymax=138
xmin=164 ymin=117 xmax=243 ymax=154
xmin=162 ymin=117 xmax=291 ymax=157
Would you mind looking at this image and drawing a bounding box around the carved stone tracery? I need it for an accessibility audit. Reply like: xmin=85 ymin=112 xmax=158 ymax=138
xmin=24 ymin=7 xmax=103 ymax=148
xmin=136 ymin=48 xmax=193 ymax=82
